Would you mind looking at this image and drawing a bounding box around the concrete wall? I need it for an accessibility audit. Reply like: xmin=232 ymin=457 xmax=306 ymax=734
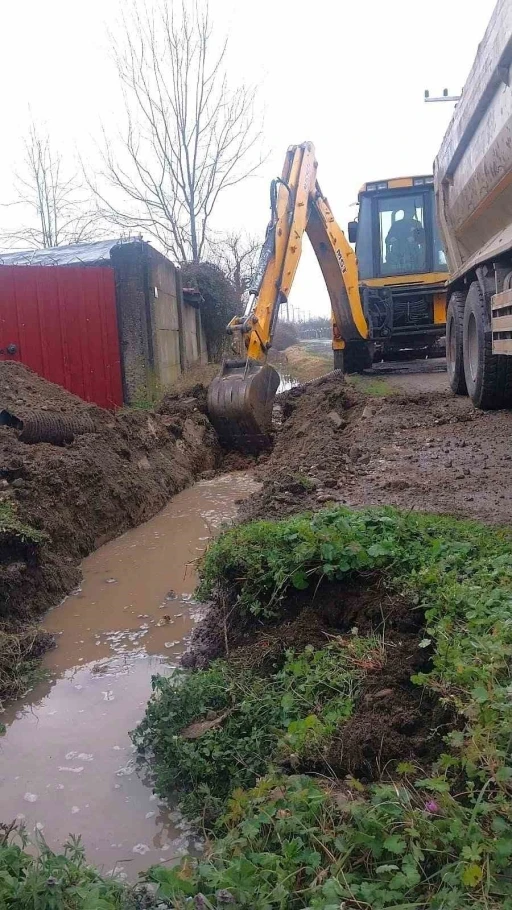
xmin=147 ymin=247 xmax=182 ymax=388
xmin=111 ymin=241 xmax=207 ymax=404
xmin=182 ymin=295 xmax=208 ymax=368
xmin=110 ymin=242 xmax=154 ymax=405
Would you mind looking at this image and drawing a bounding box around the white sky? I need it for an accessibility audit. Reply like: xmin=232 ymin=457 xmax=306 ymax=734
xmin=0 ymin=0 xmax=497 ymax=315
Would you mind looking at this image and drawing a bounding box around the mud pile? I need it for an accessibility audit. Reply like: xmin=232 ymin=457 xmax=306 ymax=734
xmin=241 ymin=373 xmax=512 ymax=526
xmin=186 ymin=574 xmax=451 ymax=778
xmin=0 ymin=362 xmax=220 ymax=628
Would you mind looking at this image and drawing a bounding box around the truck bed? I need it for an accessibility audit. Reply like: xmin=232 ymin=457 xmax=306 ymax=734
xmin=434 ymin=0 xmax=512 ymax=281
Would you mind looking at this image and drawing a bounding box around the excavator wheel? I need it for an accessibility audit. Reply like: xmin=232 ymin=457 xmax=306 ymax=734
xmin=340 ymin=341 xmax=373 ymax=374
xmin=207 ymin=359 xmax=280 ymax=453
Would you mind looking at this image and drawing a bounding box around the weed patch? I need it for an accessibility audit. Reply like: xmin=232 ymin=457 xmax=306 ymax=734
xmin=0 ymin=626 xmax=53 ymax=708
xmin=146 ymin=772 xmax=512 ymax=909
xmin=136 ymin=507 xmax=512 ymax=907
xmin=0 ymin=821 xmax=159 ymax=909
xmin=0 ymin=500 xmax=47 ymax=546
xmin=134 ymin=639 xmax=380 ymax=824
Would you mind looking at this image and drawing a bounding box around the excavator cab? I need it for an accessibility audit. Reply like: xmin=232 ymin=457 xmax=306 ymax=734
xmin=350 ymin=177 xmax=448 ymax=359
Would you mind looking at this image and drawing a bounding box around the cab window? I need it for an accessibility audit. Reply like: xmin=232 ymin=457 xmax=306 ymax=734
xmin=378 ymin=194 xmax=426 ymax=275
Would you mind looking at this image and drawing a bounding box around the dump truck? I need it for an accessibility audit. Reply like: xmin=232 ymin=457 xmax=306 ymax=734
xmin=438 ymin=0 xmax=512 ymax=408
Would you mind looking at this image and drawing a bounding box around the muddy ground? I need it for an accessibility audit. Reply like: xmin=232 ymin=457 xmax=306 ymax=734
xmin=187 ymin=356 xmax=494 ymax=781
xmin=240 ymin=358 xmax=512 ymax=527
xmin=4 ymin=352 xmax=512 ymax=705
xmin=0 ymin=362 xmax=220 ymax=634
xmin=7 ymin=352 xmax=510 ymax=630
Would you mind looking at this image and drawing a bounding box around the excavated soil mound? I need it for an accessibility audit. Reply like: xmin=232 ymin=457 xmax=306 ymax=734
xmin=323 ymin=629 xmax=448 ymax=780
xmin=185 ymin=575 xmax=451 ymax=778
xmin=240 ymin=373 xmax=512 ymax=526
xmin=0 ymin=362 xmax=220 ymax=630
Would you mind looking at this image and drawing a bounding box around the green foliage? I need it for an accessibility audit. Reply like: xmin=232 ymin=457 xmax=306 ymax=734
xmin=0 ymin=822 xmax=156 ymax=909
xmin=181 ymin=262 xmax=239 ymax=361
xmin=136 ymin=506 xmax=512 ymax=908
xmin=146 ymin=773 xmax=512 ymax=909
xmin=0 ymin=500 xmax=47 ymax=545
xmin=133 ymin=640 xmax=378 ymax=823
xmin=198 ymin=506 xmax=507 ymax=623
xmin=198 ymin=507 xmax=512 ymax=783
xmin=21 ymin=505 xmax=512 ymax=909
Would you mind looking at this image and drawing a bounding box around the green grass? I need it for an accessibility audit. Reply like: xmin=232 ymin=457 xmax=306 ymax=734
xmin=134 ymin=506 xmax=512 ymax=908
xmin=133 ymin=636 xmax=381 ymax=824
xmin=0 ymin=822 xmax=160 ymax=909
xmin=0 ymin=500 xmax=47 ymax=545
xmin=145 ymin=771 xmax=512 ymax=910
xmin=348 ymin=373 xmax=396 ymax=397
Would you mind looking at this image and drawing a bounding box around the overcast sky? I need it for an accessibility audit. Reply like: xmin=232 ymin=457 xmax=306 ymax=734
xmin=0 ymin=0 xmax=497 ymax=315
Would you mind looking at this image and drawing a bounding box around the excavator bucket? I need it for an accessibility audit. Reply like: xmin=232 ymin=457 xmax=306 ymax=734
xmin=207 ymin=359 xmax=280 ymax=453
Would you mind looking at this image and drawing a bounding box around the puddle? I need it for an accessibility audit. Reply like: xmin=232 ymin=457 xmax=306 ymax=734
xmin=0 ymin=472 xmax=259 ymax=878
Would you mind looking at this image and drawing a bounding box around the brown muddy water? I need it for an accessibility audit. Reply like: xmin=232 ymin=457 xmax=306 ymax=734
xmin=0 ymin=472 xmax=259 ymax=879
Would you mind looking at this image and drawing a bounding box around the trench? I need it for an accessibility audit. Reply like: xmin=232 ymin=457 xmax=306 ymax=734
xmin=0 ymin=471 xmax=259 ymax=879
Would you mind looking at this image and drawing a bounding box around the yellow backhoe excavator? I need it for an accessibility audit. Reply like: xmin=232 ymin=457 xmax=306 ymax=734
xmin=207 ymin=142 xmax=370 ymax=451
xmin=207 ymin=141 xmax=447 ymax=452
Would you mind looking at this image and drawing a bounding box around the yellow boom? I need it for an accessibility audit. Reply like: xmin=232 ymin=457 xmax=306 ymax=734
xmin=207 ymin=142 xmax=370 ymax=451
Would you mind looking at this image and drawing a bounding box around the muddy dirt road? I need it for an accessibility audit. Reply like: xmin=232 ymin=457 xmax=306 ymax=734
xmin=0 ymin=473 xmax=258 ymax=878
xmin=243 ymin=357 xmax=512 ymax=528
xmin=372 ymin=356 xmax=449 ymax=393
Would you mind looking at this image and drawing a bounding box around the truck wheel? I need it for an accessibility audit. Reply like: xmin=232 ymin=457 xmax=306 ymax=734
xmin=463 ymin=280 xmax=512 ymax=408
xmin=343 ymin=340 xmax=373 ymax=374
xmin=446 ymin=291 xmax=467 ymax=394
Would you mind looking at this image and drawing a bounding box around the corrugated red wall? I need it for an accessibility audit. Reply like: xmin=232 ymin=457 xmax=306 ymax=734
xmin=0 ymin=265 xmax=123 ymax=409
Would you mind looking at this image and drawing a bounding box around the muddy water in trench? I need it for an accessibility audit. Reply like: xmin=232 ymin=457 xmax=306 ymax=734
xmin=0 ymin=472 xmax=259 ymax=879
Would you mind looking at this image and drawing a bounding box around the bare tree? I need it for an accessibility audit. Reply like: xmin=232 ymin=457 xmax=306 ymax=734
xmin=211 ymin=231 xmax=260 ymax=307
xmin=1 ymin=122 xmax=98 ymax=250
xmin=92 ymin=1 xmax=264 ymax=262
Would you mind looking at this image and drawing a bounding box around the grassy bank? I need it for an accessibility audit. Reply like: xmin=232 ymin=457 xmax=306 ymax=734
xmin=133 ymin=507 xmax=512 ymax=909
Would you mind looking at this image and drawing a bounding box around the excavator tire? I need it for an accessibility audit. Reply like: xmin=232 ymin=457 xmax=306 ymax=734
xmin=446 ymin=290 xmax=467 ymax=395
xmin=343 ymin=340 xmax=373 ymax=374
xmin=463 ymin=280 xmax=512 ymax=408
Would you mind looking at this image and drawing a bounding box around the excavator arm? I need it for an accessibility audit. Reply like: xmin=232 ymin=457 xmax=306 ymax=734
xmin=207 ymin=142 xmax=370 ymax=452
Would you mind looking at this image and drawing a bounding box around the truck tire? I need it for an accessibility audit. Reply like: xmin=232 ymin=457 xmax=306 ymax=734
xmin=446 ymin=291 xmax=467 ymax=394
xmin=343 ymin=340 xmax=373 ymax=374
xmin=463 ymin=280 xmax=512 ymax=408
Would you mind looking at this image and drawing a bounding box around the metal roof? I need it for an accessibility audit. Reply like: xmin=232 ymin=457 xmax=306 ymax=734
xmin=0 ymin=238 xmax=137 ymax=267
